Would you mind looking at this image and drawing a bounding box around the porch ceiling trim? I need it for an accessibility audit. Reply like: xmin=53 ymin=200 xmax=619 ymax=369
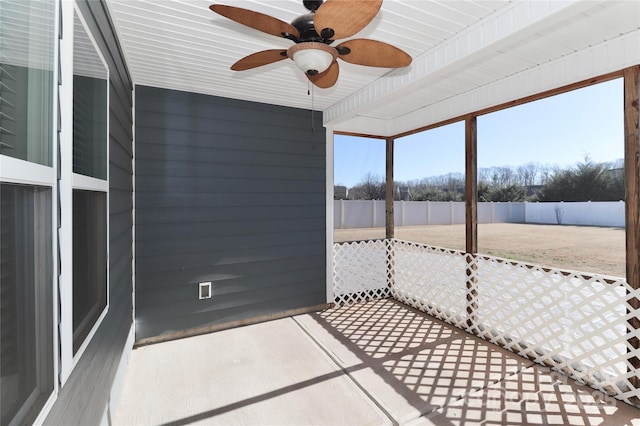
xmin=337 ymin=29 xmax=640 ymax=138
xmin=323 ymin=0 xmax=606 ymax=132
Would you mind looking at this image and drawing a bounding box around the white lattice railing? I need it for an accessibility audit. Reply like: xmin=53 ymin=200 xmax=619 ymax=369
xmin=470 ymin=255 xmax=640 ymax=403
xmin=333 ymin=237 xmax=640 ymax=405
xmin=332 ymin=239 xmax=391 ymax=305
xmin=391 ymin=240 xmax=469 ymax=327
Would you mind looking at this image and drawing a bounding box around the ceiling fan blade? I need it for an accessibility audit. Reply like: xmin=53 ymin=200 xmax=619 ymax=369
xmin=307 ymin=61 xmax=339 ymax=88
xmin=314 ymin=0 xmax=382 ymax=40
xmin=210 ymin=4 xmax=299 ymax=39
xmin=231 ymin=50 xmax=288 ymax=71
xmin=337 ymin=39 xmax=412 ymax=68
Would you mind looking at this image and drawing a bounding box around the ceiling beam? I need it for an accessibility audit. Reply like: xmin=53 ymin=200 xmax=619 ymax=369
xmin=323 ymin=0 xmax=598 ymax=129
xmin=388 ymin=31 xmax=639 ymax=137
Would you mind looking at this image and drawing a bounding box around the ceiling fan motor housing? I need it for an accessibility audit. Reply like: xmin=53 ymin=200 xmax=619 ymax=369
xmin=303 ymin=0 xmax=323 ymax=12
xmin=291 ymin=13 xmax=323 ymax=42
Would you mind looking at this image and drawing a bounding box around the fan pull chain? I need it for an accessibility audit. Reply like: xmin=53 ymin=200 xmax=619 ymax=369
xmin=308 ymin=80 xmax=315 ymax=132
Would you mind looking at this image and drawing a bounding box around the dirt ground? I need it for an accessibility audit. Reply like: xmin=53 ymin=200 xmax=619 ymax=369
xmin=334 ymin=223 xmax=626 ymax=278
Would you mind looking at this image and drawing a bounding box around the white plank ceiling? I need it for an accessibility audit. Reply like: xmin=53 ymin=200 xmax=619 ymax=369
xmin=105 ymin=0 xmax=640 ymax=134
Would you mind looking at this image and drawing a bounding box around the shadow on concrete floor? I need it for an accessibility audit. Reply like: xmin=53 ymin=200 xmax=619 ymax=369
xmin=114 ymin=298 xmax=640 ymax=426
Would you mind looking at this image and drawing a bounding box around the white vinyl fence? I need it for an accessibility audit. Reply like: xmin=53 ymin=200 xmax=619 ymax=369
xmin=524 ymin=200 xmax=625 ymax=227
xmin=334 ymin=200 xmax=625 ymax=228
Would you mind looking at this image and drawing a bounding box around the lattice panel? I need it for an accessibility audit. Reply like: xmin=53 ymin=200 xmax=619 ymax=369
xmin=470 ymin=255 xmax=640 ymax=405
xmin=332 ymin=238 xmax=640 ymax=404
xmin=390 ymin=239 xmax=469 ymax=329
xmin=372 ymin=240 xmax=640 ymax=404
xmin=332 ymin=240 xmax=390 ymax=305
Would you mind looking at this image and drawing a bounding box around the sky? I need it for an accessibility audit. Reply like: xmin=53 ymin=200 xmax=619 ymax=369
xmin=334 ymin=78 xmax=624 ymax=187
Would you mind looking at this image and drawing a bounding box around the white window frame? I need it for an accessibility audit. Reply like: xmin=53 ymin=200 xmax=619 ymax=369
xmin=59 ymin=2 xmax=110 ymax=384
xmin=0 ymin=162 xmax=57 ymax=426
xmin=0 ymin=0 xmax=60 ymax=422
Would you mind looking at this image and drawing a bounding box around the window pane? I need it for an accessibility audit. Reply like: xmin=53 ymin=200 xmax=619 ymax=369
xmin=0 ymin=0 xmax=55 ymax=165
xmin=72 ymin=12 xmax=108 ymax=179
xmin=0 ymin=183 xmax=53 ymax=426
xmin=72 ymin=190 xmax=107 ymax=354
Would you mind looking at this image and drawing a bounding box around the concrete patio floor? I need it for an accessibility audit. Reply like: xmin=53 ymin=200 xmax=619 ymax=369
xmin=113 ymin=299 xmax=640 ymax=425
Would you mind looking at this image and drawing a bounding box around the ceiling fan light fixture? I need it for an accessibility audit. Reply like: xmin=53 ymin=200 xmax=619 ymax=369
xmin=210 ymin=0 xmax=411 ymax=88
xmin=288 ymin=42 xmax=337 ymax=75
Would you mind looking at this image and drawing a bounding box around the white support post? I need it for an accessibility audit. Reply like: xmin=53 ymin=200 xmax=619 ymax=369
xmin=325 ymin=127 xmax=334 ymax=304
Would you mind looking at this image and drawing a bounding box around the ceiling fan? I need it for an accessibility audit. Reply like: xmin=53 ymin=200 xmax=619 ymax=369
xmin=209 ymin=0 xmax=412 ymax=88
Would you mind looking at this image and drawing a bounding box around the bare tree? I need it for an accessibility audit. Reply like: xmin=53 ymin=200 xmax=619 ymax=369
xmin=538 ymin=164 xmax=557 ymax=186
xmin=491 ymin=166 xmax=517 ymax=186
xmin=517 ymin=162 xmax=539 ymax=186
xmin=350 ymin=172 xmax=386 ymax=200
xmin=478 ymin=167 xmax=492 ymax=184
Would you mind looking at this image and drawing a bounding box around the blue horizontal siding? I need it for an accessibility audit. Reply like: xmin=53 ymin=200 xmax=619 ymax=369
xmin=135 ymin=85 xmax=326 ymax=341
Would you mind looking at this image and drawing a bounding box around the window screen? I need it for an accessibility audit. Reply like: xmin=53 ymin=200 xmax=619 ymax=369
xmin=72 ymin=189 xmax=107 ymax=354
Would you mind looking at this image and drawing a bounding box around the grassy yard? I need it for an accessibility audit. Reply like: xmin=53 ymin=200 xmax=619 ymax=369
xmin=334 ymin=223 xmax=626 ymax=278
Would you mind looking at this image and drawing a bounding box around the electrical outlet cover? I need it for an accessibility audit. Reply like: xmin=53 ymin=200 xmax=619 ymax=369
xmin=198 ymin=282 xmax=212 ymax=300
